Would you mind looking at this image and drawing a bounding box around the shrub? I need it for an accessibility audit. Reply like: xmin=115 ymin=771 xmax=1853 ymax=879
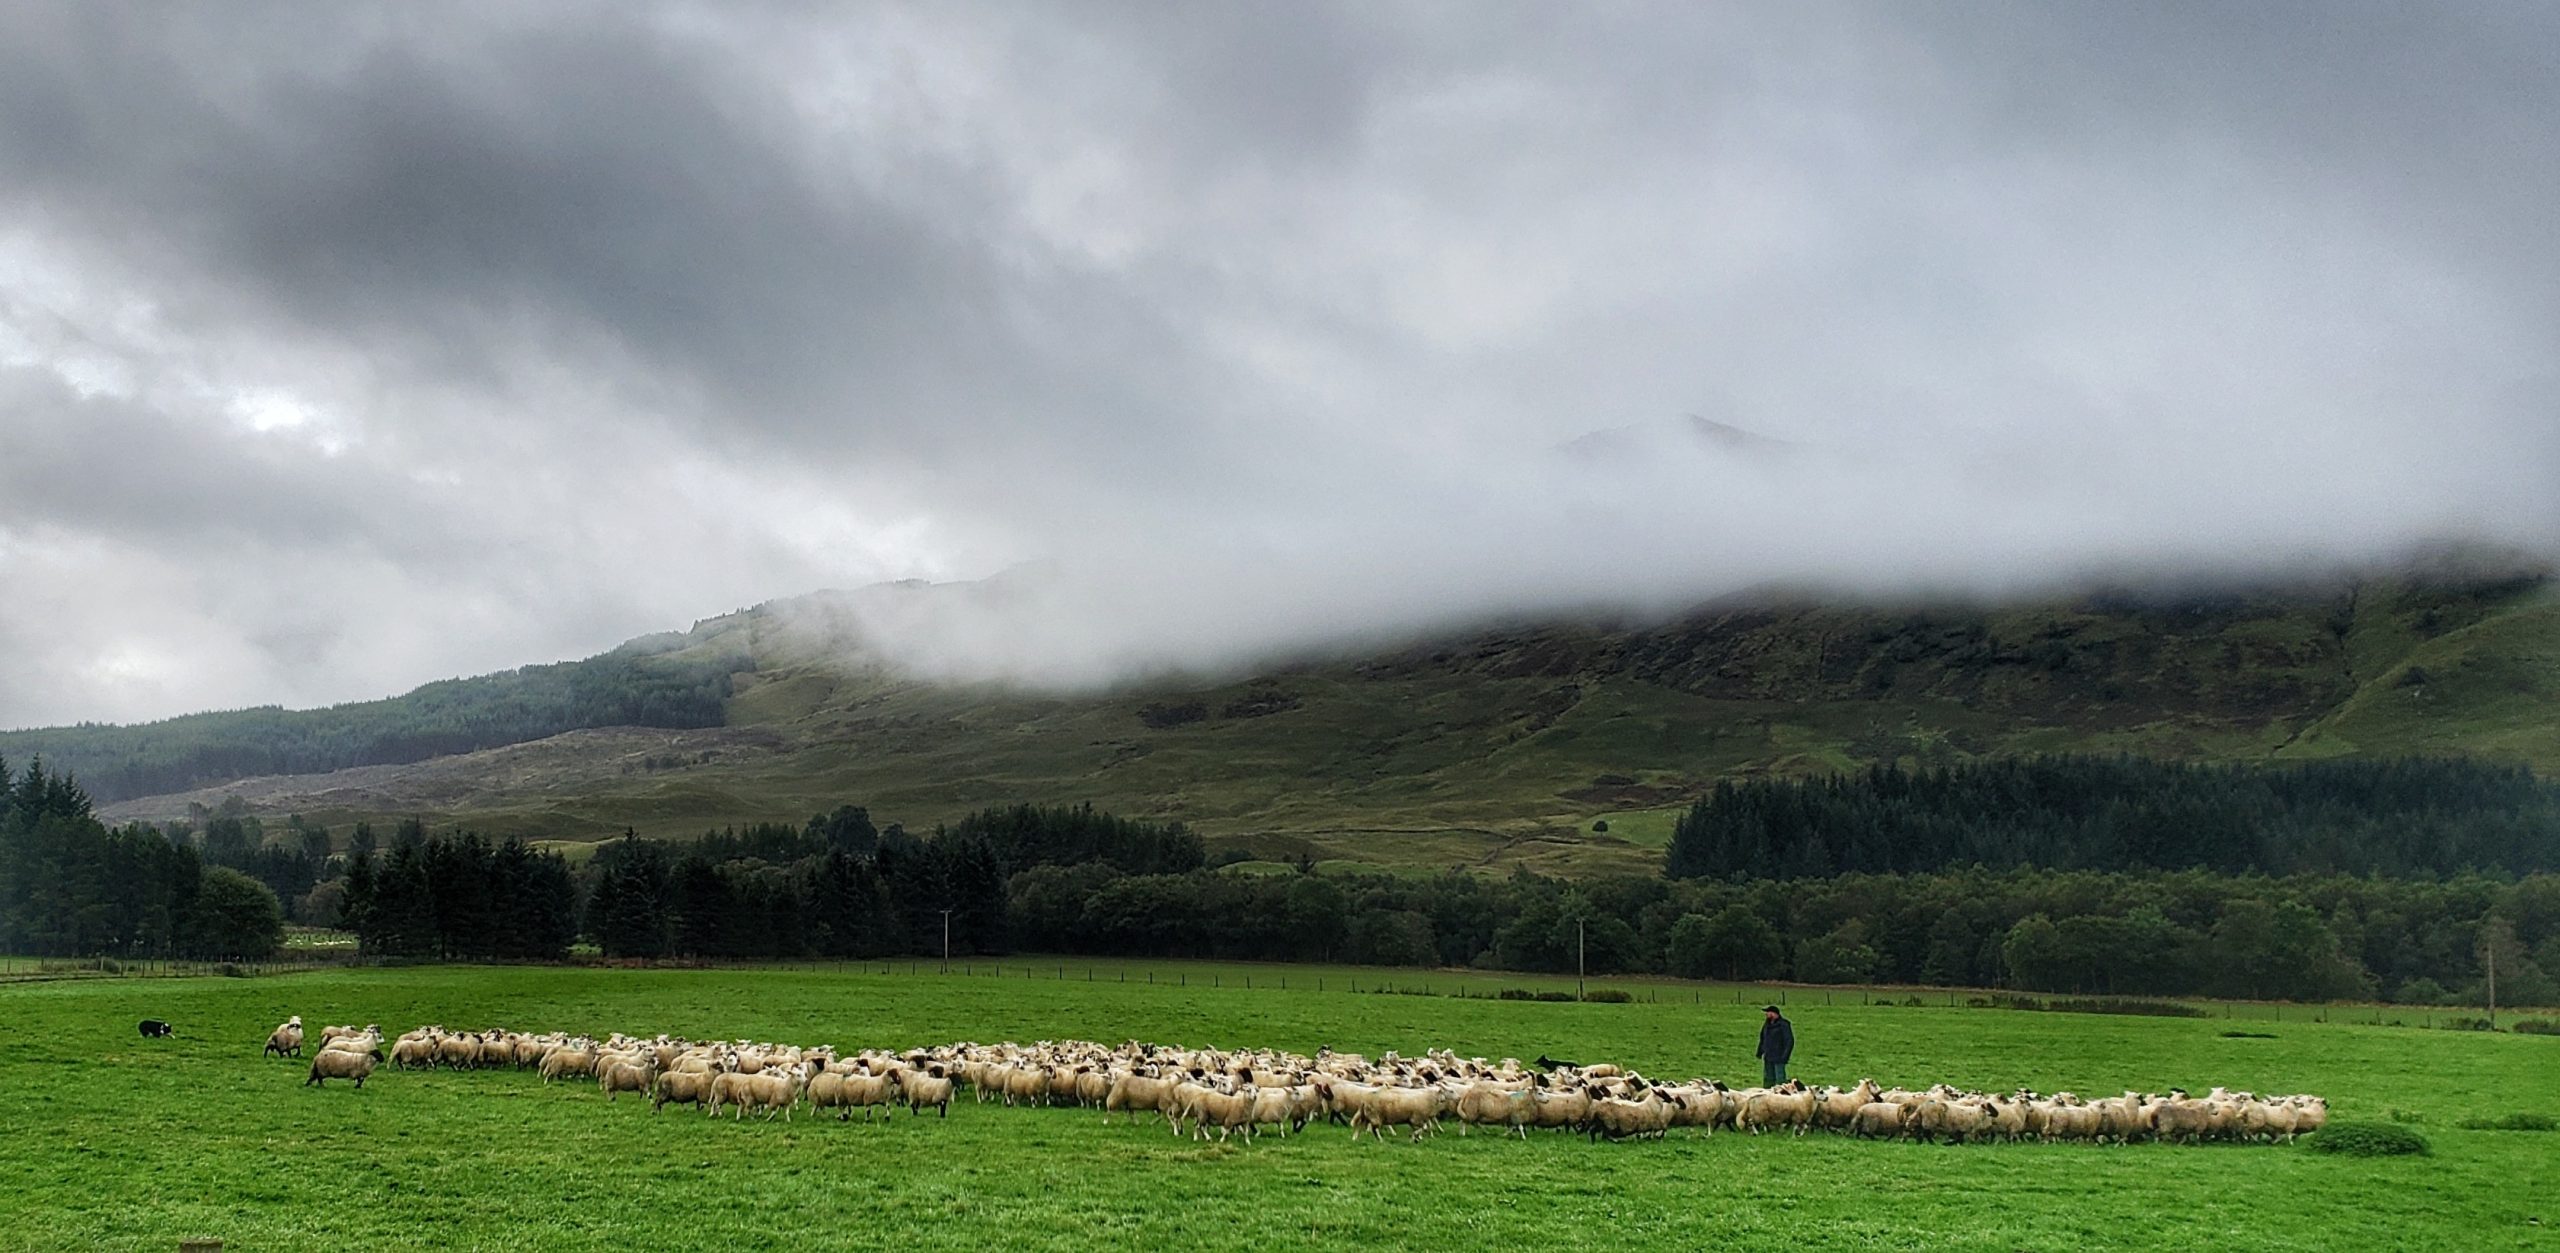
xmin=2439 ymin=1016 xmax=2496 ymax=1032
xmin=2456 ymin=1113 xmax=2556 ymax=1131
xmin=1136 ymin=700 xmax=1208 ymax=729
xmin=2221 ymin=1030 xmax=2278 ymax=1039
xmin=1582 ymin=988 xmax=1632 ymax=1003
xmin=2510 ymin=1019 xmax=2560 ymax=1036
xmin=2304 ymin=1122 xmax=2430 ymax=1156
xmin=1219 ymin=689 xmax=1301 ymax=719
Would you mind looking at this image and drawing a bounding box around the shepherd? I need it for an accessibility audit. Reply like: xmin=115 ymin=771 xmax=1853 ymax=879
xmin=1755 ymin=1005 xmax=1792 ymax=1086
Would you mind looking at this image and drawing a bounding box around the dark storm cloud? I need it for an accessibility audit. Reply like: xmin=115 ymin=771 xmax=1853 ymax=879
xmin=0 ymin=1 xmax=2550 ymax=727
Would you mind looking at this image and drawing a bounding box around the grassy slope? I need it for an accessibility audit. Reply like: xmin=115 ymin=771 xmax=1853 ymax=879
xmin=2 ymin=963 xmax=2553 ymax=1251
xmin=94 ymin=573 xmax=2558 ymax=875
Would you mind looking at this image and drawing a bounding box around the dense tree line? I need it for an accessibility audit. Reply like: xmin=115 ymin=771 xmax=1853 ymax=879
xmin=532 ymin=798 xmax=2557 ymax=1006
xmin=339 ymin=821 xmax=578 ymax=960
xmin=569 ymin=803 xmax=1200 ymax=960
xmin=1665 ymin=756 xmax=2560 ymax=880
xmin=0 ymin=757 xmax=284 ymax=959
xmin=0 ymin=646 xmax=745 ymax=803
xmin=11 ymin=749 xmax=2557 ymax=1005
xmin=995 ymin=863 xmax=2557 ymax=1006
xmin=946 ymin=803 xmax=1204 ymax=876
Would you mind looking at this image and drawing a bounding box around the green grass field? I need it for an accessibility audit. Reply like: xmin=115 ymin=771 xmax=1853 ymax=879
xmin=5 ymin=961 xmax=2554 ymax=1250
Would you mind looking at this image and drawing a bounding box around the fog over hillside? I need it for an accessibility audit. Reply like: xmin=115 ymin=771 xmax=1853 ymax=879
xmin=0 ymin=3 xmax=2552 ymax=727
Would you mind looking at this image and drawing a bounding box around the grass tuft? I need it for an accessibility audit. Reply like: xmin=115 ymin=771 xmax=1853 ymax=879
xmin=2455 ymin=1113 xmax=2556 ymax=1132
xmin=2304 ymin=1122 xmax=2430 ymax=1156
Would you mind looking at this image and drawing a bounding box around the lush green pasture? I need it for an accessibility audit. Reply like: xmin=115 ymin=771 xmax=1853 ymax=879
xmin=3 ymin=963 xmax=2553 ymax=1251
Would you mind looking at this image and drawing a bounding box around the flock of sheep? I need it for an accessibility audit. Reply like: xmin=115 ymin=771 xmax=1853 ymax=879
xmin=266 ymin=1016 xmax=2326 ymax=1146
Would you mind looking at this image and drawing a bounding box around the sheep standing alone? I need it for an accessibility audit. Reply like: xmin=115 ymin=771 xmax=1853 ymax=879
xmin=263 ymin=1016 xmax=304 ymax=1058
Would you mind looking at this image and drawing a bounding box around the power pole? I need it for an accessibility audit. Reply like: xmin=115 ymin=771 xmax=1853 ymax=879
xmin=939 ymin=908 xmax=953 ymax=974
xmin=2486 ymin=937 xmax=2497 ymax=1032
xmin=1577 ymin=918 xmax=1586 ymax=1001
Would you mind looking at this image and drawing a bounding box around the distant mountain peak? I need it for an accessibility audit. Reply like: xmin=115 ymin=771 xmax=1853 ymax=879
xmin=1557 ymin=414 xmax=1795 ymax=461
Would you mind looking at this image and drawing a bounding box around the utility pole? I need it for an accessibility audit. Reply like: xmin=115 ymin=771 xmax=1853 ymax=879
xmin=1577 ymin=918 xmax=1586 ymax=1001
xmin=939 ymin=908 xmax=953 ymax=974
xmin=2486 ymin=936 xmax=2497 ymax=1031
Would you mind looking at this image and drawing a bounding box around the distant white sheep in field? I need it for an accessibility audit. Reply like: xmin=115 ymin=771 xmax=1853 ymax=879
xmin=355 ymin=1020 xmax=2317 ymax=1153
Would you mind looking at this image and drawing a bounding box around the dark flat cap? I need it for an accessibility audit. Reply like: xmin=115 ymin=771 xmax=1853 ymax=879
xmin=1760 ymin=1005 xmax=1782 ymax=1013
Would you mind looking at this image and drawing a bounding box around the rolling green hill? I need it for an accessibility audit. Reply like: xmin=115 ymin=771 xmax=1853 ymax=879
xmin=45 ymin=563 xmax=2560 ymax=876
xmin=0 ymin=643 xmax=744 ymax=804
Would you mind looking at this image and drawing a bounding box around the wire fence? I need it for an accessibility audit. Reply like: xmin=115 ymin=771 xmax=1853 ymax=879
xmin=0 ymin=954 xmax=351 ymax=983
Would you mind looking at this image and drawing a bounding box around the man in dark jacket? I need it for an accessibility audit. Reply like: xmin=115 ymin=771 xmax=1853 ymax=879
xmin=1756 ymin=1006 xmax=1793 ymax=1085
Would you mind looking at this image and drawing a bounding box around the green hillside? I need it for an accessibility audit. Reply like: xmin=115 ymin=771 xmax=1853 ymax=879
xmin=59 ymin=563 xmax=2553 ymax=877
xmin=0 ymin=643 xmax=744 ymax=803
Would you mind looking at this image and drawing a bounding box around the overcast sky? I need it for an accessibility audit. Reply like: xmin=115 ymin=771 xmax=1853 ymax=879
xmin=1 ymin=2 xmax=2553 ymax=728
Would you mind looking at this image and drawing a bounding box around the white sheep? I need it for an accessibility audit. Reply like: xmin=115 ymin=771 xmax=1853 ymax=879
xmin=263 ymin=1016 xmax=305 ymax=1059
